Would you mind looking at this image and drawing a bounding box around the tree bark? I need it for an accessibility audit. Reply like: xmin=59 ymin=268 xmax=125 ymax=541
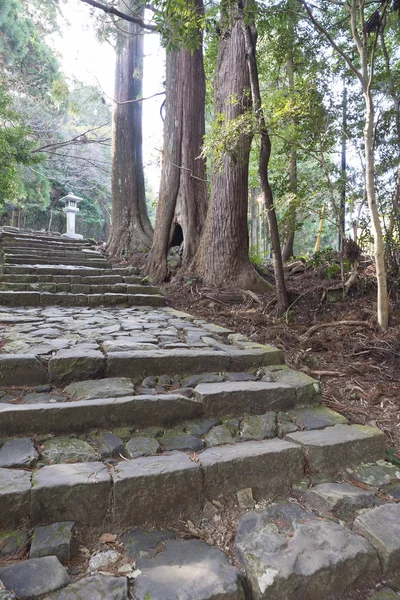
xmin=239 ymin=1 xmax=289 ymax=309
xmin=190 ymin=14 xmax=273 ymax=292
xmin=250 ymin=188 xmax=259 ymax=252
xmin=339 ymin=79 xmax=347 ymax=252
xmin=282 ymin=58 xmax=297 ymax=263
xmin=107 ymin=0 xmax=153 ymax=257
xmin=147 ymin=0 xmax=207 ymax=282
xmin=282 ymin=145 xmax=297 ymax=261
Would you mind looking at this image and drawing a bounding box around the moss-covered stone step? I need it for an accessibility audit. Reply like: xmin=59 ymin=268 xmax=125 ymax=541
xmin=0 ymin=438 xmax=304 ymax=531
xmin=0 ymin=291 xmax=166 ymax=308
xmin=193 ymin=366 xmax=321 ymax=415
xmin=0 ymin=282 xmax=161 ymax=296
xmin=2 ymin=255 xmax=110 ymax=267
xmin=1 ymin=265 xmax=139 ymax=276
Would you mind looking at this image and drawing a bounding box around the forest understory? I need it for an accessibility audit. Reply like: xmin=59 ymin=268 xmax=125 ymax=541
xmin=153 ymin=262 xmax=400 ymax=458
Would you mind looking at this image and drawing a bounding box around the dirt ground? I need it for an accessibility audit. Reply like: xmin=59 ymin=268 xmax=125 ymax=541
xmin=161 ymin=266 xmax=400 ymax=459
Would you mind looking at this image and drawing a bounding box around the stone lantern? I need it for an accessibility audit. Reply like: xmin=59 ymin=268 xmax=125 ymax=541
xmin=59 ymin=193 xmax=83 ymax=239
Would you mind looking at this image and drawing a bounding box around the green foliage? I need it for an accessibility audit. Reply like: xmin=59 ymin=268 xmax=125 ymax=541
xmin=0 ymin=86 xmax=40 ymax=210
xmin=386 ymin=448 xmax=400 ymax=469
xmin=153 ymin=0 xmax=204 ymax=52
xmin=249 ymin=246 xmax=265 ymax=268
xmin=202 ymin=102 xmax=254 ymax=170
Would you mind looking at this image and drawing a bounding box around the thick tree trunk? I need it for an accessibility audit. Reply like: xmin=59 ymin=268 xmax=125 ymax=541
xmin=190 ymin=16 xmax=273 ymax=292
xmin=108 ymin=0 xmax=153 ymax=257
xmin=147 ymin=0 xmax=207 ymax=282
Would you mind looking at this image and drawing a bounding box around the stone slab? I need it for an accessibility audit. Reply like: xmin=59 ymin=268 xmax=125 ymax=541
xmin=355 ymin=504 xmax=400 ymax=576
xmin=235 ymin=503 xmax=379 ymax=600
xmin=0 ymin=394 xmax=202 ymax=436
xmin=113 ymin=451 xmax=202 ymax=527
xmin=306 ymin=482 xmax=381 ymax=519
xmin=0 ymin=556 xmax=70 ymax=599
xmin=64 ymin=377 xmax=134 ymax=402
xmin=0 ymin=354 xmax=47 ymax=386
xmin=31 ymin=462 xmax=111 ymax=526
xmin=199 ymin=439 xmax=304 ymax=501
xmin=106 ymin=349 xmax=232 ymax=378
xmin=48 ymin=349 xmax=105 ymax=384
xmin=134 ymin=539 xmax=244 ymax=600
xmin=43 ymin=575 xmax=128 ymax=599
xmin=41 ymin=437 xmax=99 ymax=464
xmin=0 ymin=438 xmax=38 ymax=468
xmin=123 ymin=529 xmax=177 ymax=560
xmin=286 ymin=425 xmax=386 ymax=473
xmin=287 ymin=406 xmax=348 ymax=430
xmin=0 ymin=530 xmax=29 ymax=558
xmin=194 ymin=381 xmax=297 ymax=416
xmin=0 ymin=291 xmax=40 ymax=306
xmin=30 ymin=522 xmax=74 ymax=564
xmin=0 ymin=468 xmax=31 ymax=529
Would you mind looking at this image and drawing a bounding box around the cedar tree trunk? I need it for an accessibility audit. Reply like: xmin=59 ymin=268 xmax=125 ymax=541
xmin=147 ymin=0 xmax=207 ymax=282
xmin=108 ymin=0 xmax=153 ymax=257
xmin=190 ymin=16 xmax=273 ymax=292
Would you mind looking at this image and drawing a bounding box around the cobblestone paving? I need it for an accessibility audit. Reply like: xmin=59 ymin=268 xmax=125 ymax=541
xmin=0 ymin=306 xmax=248 ymax=356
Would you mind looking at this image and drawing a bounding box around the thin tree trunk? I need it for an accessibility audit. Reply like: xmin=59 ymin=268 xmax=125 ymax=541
xmin=365 ymin=93 xmax=388 ymax=328
xmin=239 ymin=1 xmax=289 ymax=309
xmin=190 ymin=14 xmax=273 ymax=292
xmin=250 ymin=188 xmax=259 ymax=251
xmin=314 ymin=204 xmax=326 ymax=253
xmin=282 ymin=58 xmax=297 ymax=262
xmin=339 ymin=79 xmax=347 ymax=251
xmin=148 ymin=1 xmax=207 ymax=282
xmin=108 ymin=0 xmax=153 ymax=257
xmin=282 ymin=146 xmax=297 ymax=261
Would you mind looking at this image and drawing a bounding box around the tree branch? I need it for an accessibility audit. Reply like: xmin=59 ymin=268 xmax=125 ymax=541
xmin=299 ymin=0 xmax=364 ymax=85
xmin=79 ymin=0 xmax=156 ymax=31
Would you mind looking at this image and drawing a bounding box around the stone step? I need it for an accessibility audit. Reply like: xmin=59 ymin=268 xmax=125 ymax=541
xmin=0 ymin=372 xmax=327 ymax=437
xmin=0 ymin=229 xmax=94 ymax=243
xmin=1 ymin=237 xmax=94 ymax=248
xmin=0 ymin=282 xmax=161 ymax=295
xmin=286 ymin=424 xmax=386 ymax=472
xmin=193 ymin=367 xmax=321 ymax=415
xmin=0 ymin=274 xmax=144 ymax=286
xmin=2 ymin=265 xmax=139 ymax=276
xmin=3 ymin=256 xmax=110 ymax=267
xmin=0 ymin=290 xmax=165 ymax=308
xmin=0 ymin=470 xmax=398 ymax=599
xmin=0 ymin=346 xmax=284 ymax=387
xmin=0 ymin=422 xmax=386 ymax=534
xmin=2 ymin=246 xmax=102 ymax=256
xmin=0 ymin=438 xmax=304 ymax=531
xmin=235 ymin=501 xmax=382 ymax=600
xmin=3 ymin=255 xmax=107 ymax=266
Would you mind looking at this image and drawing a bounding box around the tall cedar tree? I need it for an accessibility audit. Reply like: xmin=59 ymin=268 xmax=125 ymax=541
xmin=190 ymin=7 xmax=273 ymax=292
xmin=107 ymin=0 xmax=153 ymax=257
xmin=147 ymin=0 xmax=207 ymax=282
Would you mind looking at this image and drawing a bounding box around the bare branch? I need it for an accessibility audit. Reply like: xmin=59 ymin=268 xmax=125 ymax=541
xmin=79 ymin=0 xmax=156 ymax=31
xmin=299 ymin=0 xmax=364 ymax=85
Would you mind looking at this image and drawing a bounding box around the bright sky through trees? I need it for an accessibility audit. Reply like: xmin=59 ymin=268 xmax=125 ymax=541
xmin=50 ymin=0 xmax=165 ymax=188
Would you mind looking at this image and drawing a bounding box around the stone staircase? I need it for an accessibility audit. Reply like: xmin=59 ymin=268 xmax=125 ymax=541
xmin=0 ymin=230 xmax=399 ymax=600
xmin=0 ymin=228 xmax=164 ymax=308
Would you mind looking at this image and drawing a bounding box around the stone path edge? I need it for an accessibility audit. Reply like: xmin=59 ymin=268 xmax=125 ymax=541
xmin=0 ymin=346 xmax=285 ymax=386
xmin=1 ymin=439 xmax=303 ymax=530
xmin=0 ymin=394 xmax=203 ymax=436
